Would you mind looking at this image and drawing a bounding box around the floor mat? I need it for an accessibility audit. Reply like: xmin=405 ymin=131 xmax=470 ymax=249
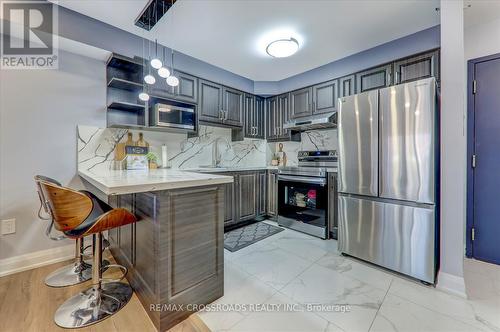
xmin=224 ymin=222 xmax=285 ymax=252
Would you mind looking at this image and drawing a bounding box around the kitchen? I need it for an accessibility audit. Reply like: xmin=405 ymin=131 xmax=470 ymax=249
xmin=1 ymin=1 xmax=500 ymax=332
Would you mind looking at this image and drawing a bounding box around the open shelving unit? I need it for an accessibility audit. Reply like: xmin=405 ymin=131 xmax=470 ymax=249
xmin=106 ymin=54 xmax=148 ymax=128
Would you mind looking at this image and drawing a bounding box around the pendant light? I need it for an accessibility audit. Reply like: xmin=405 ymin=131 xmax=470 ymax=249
xmin=139 ymin=92 xmax=150 ymax=101
xmin=157 ymin=48 xmax=170 ymax=78
xmin=166 ymin=48 xmax=179 ymax=87
xmin=150 ymin=39 xmax=162 ymax=69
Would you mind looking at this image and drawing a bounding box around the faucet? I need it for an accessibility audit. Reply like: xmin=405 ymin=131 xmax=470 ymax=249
xmin=212 ymin=137 xmax=227 ymax=167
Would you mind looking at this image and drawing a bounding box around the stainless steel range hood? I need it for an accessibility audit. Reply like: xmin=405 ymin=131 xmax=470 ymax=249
xmin=283 ymin=112 xmax=337 ymax=131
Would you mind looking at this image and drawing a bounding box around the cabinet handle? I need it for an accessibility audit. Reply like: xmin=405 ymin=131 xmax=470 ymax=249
xmin=224 ymin=110 xmax=228 ymax=120
xmin=220 ymin=110 xmax=223 ymax=120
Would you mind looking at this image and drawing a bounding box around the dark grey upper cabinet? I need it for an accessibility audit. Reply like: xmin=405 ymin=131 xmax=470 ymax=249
xmin=338 ymin=75 xmax=355 ymax=98
xmin=222 ymin=86 xmax=244 ymax=127
xmin=254 ymin=96 xmax=265 ymax=139
xmin=355 ymin=64 xmax=392 ymax=93
xmin=199 ymin=79 xmax=223 ymax=123
xmin=173 ymin=71 xmax=198 ymax=103
xmin=394 ymin=50 xmax=439 ymax=85
xmin=266 ymin=96 xmax=278 ymax=139
xmin=244 ymin=94 xmax=255 ymax=137
xmin=312 ymin=79 xmax=338 ymax=115
xmin=290 ymin=87 xmax=313 ymax=118
xmin=238 ymin=173 xmax=257 ymax=221
xmin=277 ymin=93 xmax=290 ymax=139
xmin=244 ymin=95 xmax=265 ymax=139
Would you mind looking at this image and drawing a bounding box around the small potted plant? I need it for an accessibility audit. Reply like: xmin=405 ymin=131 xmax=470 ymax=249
xmin=146 ymin=152 xmax=158 ymax=169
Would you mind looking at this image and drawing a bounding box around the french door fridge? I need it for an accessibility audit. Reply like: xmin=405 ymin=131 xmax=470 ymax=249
xmin=337 ymin=77 xmax=438 ymax=284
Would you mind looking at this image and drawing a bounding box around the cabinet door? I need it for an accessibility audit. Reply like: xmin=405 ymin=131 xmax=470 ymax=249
xmin=199 ymin=79 xmax=223 ymax=123
xmin=244 ymin=94 xmax=255 ymax=138
xmin=394 ymin=50 xmax=439 ymax=84
xmin=255 ymin=96 xmax=265 ymax=139
xmin=174 ymin=71 xmax=198 ymax=103
xmin=356 ymin=64 xmax=392 ymax=93
xmin=257 ymin=171 xmax=267 ymax=216
xmin=224 ymin=178 xmax=236 ymax=225
xmin=339 ymin=75 xmax=355 ymax=98
xmin=267 ymin=171 xmax=278 ymax=219
xmin=290 ymin=87 xmax=312 ymax=118
xmin=312 ymin=79 xmax=338 ymax=115
xmin=277 ymin=93 xmax=290 ymax=138
xmin=238 ymin=173 xmax=257 ymax=221
xmin=266 ymin=97 xmax=278 ymax=139
xmin=223 ymin=86 xmax=244 ymax=127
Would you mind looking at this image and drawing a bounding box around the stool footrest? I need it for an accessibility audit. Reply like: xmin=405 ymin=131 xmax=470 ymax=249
xmin=100 ymin=264 xmax=128 ymax=283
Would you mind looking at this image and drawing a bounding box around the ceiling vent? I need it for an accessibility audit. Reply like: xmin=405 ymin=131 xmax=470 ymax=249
xmin=135 ymin=0 xmax=176 ymax=31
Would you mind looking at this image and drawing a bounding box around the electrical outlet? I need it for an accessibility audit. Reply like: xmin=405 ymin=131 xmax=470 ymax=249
xmin=1 ymin=218 xmax=16 ymax=235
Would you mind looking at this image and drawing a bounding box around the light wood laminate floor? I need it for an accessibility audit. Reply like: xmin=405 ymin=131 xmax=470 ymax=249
xmin=0 ymin=254 xmax=210 ymax=332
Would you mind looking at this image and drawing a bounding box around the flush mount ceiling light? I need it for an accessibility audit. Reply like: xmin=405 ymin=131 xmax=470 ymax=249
xmin=266 ymin=38 xmax=299 ymax=58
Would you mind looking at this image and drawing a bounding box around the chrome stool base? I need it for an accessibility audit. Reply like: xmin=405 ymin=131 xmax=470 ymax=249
xmin=44 ymin=259 xmax=110 ymax=288
xmin=54 ymin=282 xmax=132 ymax=328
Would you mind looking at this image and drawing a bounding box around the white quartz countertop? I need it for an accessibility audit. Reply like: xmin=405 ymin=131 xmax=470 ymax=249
xmin=79 ymin=169 xmax=234 ymax=196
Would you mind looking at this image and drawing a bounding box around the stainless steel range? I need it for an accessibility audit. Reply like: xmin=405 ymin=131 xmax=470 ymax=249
xmin=277 ymin=150 xmax=338 ymax=239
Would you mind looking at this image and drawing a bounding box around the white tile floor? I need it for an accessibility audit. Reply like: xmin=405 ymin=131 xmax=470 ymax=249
xmin=196 ymin=221 xmax=500 ymax=332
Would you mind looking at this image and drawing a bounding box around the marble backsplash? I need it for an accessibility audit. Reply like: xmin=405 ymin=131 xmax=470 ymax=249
xmin=77 ymin=125 xmax=338 ymax=173
xmin=268 ymin=129 xmax=338 ymax=166
xmin=77 ymin=125 xmax=268 ymax=173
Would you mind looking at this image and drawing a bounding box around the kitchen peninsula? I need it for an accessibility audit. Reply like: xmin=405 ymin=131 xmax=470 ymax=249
xmin=79 ymin=168 xmax=233 ymax=331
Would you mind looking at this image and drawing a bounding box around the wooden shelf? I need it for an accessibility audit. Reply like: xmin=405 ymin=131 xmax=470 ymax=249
xmin=108 ymin=101 xmax=145 ymax=112
xmin=107 ymin=77 xmax=143 ymax=92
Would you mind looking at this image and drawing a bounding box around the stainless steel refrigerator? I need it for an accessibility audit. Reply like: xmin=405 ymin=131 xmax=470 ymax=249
xmin=337 ymin=77 xmax=438 ymax=284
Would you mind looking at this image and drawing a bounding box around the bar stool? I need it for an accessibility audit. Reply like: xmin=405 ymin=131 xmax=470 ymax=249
xmin=35 ymin=175 xmax=95 ymax=287
xmin=34 ymin=176 xmax=112 ymax=287
xmin=38 ymin=180 xmax=137 ymax=328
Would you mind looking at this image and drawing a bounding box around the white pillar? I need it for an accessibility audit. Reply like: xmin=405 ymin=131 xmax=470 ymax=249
xmin=438 ymin=0 xmax=466 ymax=297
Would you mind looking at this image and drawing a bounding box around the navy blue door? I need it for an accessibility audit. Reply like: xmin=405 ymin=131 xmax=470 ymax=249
xmin=472 ymin=57 xmax=500 ymax=264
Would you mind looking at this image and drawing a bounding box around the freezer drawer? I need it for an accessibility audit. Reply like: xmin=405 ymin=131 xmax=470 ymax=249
xmin=379 ymin=78 xmax=436 ymax=204
xmin=338 ymin=90 xmax=379 ymax=197
xmin=338 ymin=195 xmax=436 ymax=283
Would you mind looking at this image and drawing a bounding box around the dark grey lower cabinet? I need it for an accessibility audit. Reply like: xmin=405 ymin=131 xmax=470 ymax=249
xmin=267 ymin=170 xmax=278 ymax=220
xmin=223 ymin=179 xmax=236 ymax=225
xmin=257 ymin=171 xmax=267 ymax=216
xmin=328 ymin=172 xmax=338 ymax=239
xmin=238 ymin=172 xmax=257 ymax=221
xmin=109 ymin=185 xmax=224 ymax=332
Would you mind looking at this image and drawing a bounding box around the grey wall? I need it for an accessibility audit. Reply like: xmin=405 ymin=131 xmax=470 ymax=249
xmin=439 ymin=0 xmax=466 ymax=281
xmin=254 ymin=25 xmax=440 ymax=95
xmin=0 ymin=49 xmax=106 ymax=259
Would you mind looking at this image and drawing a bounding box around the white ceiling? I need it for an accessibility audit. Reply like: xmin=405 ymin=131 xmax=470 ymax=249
xmin=464 ymin=0 xmax=500 ymax=27
xmin=55 ymin=0 xmax=444 ymax=81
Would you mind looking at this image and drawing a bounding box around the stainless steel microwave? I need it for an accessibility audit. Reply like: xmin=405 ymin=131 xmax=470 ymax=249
xmin=153 ymin=103 xmax=195 ymax=130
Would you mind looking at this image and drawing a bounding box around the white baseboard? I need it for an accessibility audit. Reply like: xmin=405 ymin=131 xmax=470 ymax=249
xmin=0 ymin=244 xmax=75 ymax=278
xmin=436 ymin=271 xmax=467 ymax=298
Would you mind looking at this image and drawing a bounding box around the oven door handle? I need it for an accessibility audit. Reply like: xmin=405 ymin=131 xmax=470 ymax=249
xmin=278 ymin=175 xmax=326 ymax=186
